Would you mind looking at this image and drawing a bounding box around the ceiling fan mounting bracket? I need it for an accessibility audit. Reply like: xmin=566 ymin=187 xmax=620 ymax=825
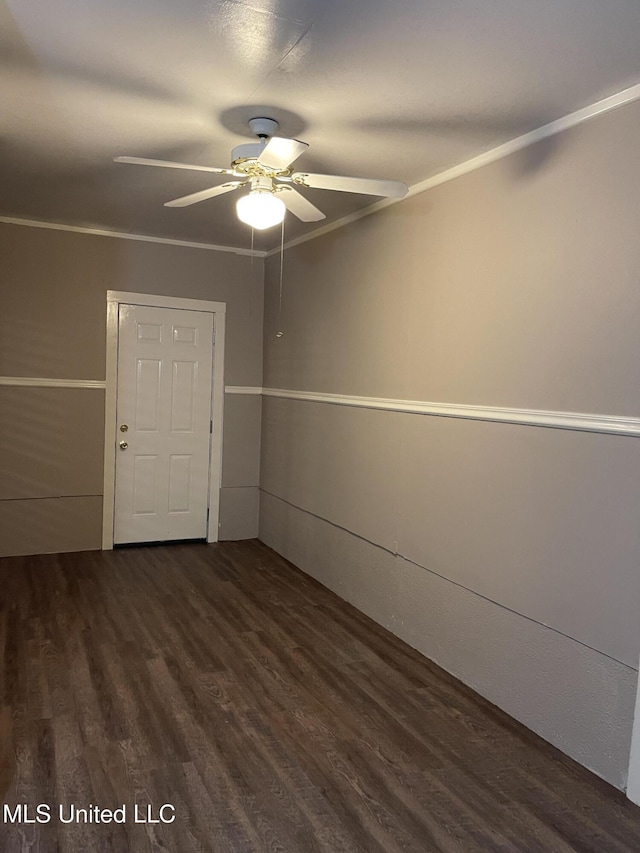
xmin=248 ymin=117 xmax=279 ymax=139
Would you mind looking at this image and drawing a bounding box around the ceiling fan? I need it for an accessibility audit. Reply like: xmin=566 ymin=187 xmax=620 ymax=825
xmin=114 ymin=117 xmax=408 ymax=230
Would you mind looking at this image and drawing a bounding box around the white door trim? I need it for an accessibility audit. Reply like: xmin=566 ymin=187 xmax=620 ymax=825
xmin=102 ymin=290 xmax=226 ymax=549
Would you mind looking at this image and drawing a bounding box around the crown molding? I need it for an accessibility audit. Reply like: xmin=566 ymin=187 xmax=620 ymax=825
xmin=266 ymin=80 xmax=640 ymax=257
xmin=0 ymin=216 xmax=267 ymax=257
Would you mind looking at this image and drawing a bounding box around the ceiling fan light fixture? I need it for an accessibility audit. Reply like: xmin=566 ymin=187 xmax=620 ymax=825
xmin=115 ymin=115 xmax=407 ymax=227
xmin=236 ymin=189 xmax=286 ymax=230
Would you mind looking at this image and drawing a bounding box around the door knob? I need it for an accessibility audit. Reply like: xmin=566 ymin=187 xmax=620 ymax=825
xmin=119 ymin=441 xmax=128 ymax=450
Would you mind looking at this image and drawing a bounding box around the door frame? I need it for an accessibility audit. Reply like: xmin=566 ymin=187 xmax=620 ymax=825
xmin=102 ymin=290 xmax=226 ymax=549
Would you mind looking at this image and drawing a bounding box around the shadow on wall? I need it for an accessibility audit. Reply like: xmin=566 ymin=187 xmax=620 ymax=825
xmin=508 ymin=132 xmax=566 ymax=178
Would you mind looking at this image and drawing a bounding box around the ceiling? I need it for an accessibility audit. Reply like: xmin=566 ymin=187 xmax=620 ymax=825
xmin=2 ymin=0 xmax=640 ymax=252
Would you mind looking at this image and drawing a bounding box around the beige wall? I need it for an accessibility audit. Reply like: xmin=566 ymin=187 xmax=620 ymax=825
xmin=260 ymin=98 xmax=640 ymax=788
xmin=0 ymin=223 xmax=263 ymax=555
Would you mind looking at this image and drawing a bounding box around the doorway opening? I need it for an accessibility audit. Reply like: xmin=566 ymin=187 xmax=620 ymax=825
xmin=102 ymin=291 xmax=226 ymax=549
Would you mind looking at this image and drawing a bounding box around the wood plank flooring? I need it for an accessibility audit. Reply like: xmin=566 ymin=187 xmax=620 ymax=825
xmin=2 ymin=539 xmax=640 ymax=852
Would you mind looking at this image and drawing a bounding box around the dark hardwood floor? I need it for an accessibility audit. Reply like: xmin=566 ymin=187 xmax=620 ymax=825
xmin=2 ymin=540 xmax=640 ymax=852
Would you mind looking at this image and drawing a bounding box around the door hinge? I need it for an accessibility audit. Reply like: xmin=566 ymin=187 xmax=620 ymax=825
xmin=210 ymin=419 xmax=213 ymax=434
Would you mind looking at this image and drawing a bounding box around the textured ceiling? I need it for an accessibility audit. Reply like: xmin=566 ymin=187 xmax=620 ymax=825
xmin=2 ymin=0 xmax=640 ymax=251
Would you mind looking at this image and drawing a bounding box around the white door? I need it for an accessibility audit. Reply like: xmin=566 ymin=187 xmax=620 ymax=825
xmin=113 ymin=303 xmax=214 ymax=544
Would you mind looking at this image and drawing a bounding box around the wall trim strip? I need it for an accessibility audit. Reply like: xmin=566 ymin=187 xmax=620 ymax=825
xmin=266 ymin=80 xmax=640 ymax=258
xmin=0 ymin=376 xmax=106 ymax=389
xmin=225 ymin=385 xmax=263 ymax=395
xmin=261 ymin=387 xmax=640 ymax=437
xmin=0 ymin=377 xmax=260 ymax=393
xmin=3 ymin=379 xmax=637 ymax=436
xmin=260 ymin=488 xmax=635 ymax=670
xmin=0 ymin=216 xmax=267 ymax=258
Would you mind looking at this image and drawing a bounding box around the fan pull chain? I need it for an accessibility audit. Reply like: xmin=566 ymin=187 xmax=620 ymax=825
xmin=249 ymin=227 xmax=254 ymax=319
xmin=276 ymin=219 xmax=285 ymax=338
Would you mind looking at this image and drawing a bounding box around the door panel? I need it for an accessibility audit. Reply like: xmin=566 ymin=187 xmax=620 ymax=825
xmin=168 ymin=455 xmax=192 ymax=512
xmin=114 ymin=304 xmax=214 ymax=544
xmin=171 ymin=361 xmax=197 ymax=431
xmin=136 ymin=359 xmax=161 ymax=430
xmin=133 ymin=455 xmax=158 ymax=515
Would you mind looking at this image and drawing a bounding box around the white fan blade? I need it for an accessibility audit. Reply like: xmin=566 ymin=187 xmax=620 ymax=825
xmin=258 ymin=137 xmax=308 ymax=170
xmin=164 ymin=181 xmax=244 ymax=208
xmin=115 ymin=156 xmax=235 ymax=176
xmin=293 ymin=172 xmax=408 ymax=198
xmin=277 ymin=186 xmax=325 ymax=222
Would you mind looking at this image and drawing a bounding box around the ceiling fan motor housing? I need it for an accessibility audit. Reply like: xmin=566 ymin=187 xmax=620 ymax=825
xmin=231 ymin=117 xmax=283 ymax=173
xmin=231 ymin=142 xmax=266 ymax=164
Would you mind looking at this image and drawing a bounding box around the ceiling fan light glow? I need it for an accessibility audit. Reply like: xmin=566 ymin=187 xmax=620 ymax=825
xmin=236 ymin=190 xmax=286 ymax=230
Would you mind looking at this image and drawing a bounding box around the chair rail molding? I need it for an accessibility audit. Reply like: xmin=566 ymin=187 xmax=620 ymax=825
xmin=0 ymin=376 xmax=105 ymax=389
xmin=261 ymin=387 xmax=640 ymax=437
